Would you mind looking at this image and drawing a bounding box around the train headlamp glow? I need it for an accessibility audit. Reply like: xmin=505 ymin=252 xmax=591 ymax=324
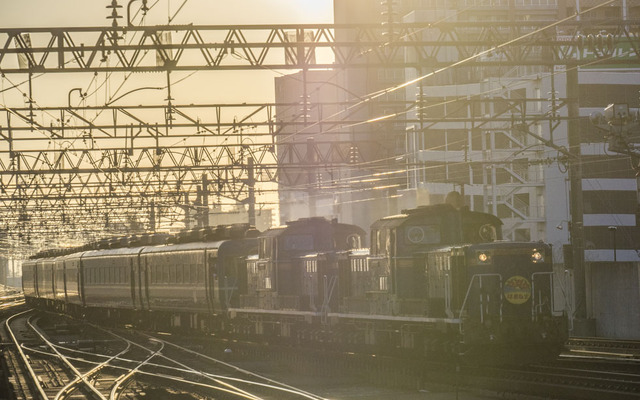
xmin=477 ymin=251 xmax=491 ymax=263
xmin=531 ymin=250 xmax=544 ymax=263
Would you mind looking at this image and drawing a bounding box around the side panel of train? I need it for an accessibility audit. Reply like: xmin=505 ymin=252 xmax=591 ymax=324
xmin=80 ymin=248 xmax=140 ymax=322
xmin=230 ymin=218 xmax=366 ymax=338
xmin=345 ymin=228 xmax=563 ymax=358
xmin=240 ymin=251 xmax=349 ymax=312
xmin=63 ymin=255 xmax=82 ymax=307
xmin=36 ymin=259 xmax=56 ymax=307
xmin=21 ymin=260 xmax=37 ymax=305
xmin=22 ymin=236 xmax=259 ymax=332
xmin=141 ymin=245 xmax=209 ymax=323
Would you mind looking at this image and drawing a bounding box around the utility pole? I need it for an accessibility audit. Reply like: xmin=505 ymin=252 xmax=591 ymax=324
xmin=567 ymin=66 xmax=590 ymax=335
xmin=0 ymin=257 xmax=6 ymax=286
xmin=149 ymin=200 xmax=156 ymax=232
xmin=307 ymin=137 xmax=317 ymax=217
xmin=247 ymin=157 xmax=256 ymax=226
xmin=202 ymin=173 xmax=210 ymax=227
xmin=183 ymin=193 xmax=191 ymax=229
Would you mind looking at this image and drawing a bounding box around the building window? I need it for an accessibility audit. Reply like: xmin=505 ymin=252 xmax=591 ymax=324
xmin=583 ymin=190 xmax=637 ymax=214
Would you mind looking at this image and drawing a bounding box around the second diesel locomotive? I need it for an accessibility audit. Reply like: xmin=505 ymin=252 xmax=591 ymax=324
xmin=22 ymin=199 xmax=567 ymax=363
xmin=231 ymin=202 xmax=566 ymax=361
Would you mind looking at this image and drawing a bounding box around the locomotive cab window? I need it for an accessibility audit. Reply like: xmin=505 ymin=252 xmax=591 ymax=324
xmin=347 ymin=233 xmax=361 ymax=249
xmin=282 ymin=234 xmax=314 ymax=251
xmin=374 ymin=229 xmax=388 ymax=256
xmin=462 ymin=212 xmax=501 ymax=243
xmin=259 ymin=237 xmax=273 ymax=258
xmin=405 ymin=225 xmax=441 ymax=245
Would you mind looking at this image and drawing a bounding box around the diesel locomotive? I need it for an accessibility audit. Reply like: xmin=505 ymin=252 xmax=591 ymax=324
xmin=22 ymin=199 xmax=567 ymax=363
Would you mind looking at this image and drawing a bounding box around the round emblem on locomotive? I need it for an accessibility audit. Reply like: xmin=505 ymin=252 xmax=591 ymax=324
xmin=503 ymin=275 xmax=531 ymax=305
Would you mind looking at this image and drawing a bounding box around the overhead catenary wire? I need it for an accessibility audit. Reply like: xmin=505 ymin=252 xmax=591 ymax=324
xmin=0 ymin=0 xmax=634 ymax=255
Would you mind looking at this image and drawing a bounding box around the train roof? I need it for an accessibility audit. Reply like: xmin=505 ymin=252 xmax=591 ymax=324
xmin=141 ymin=241 xmax=222 ymax=253
xmin=81 ymin=246 xmax=146 ymax=258
xmin=261 ymin=217 xmax=365 ymax=238
xmin=25 ymin=237 xmax=258 ymax=262
xmin=168 ymin=223 xmax=259 ymax=244
xmin=27 ymin=223 xmax=259 ymax=260
xmin=466 ymin=241 xmax=550 ymax=250
xmin=140 ymin=239 xmax=254 ymax=254
xmin=50 ymin=252 xmax=85 ymax=261
xmin=371 ymin=203 xmax=502 ymax=230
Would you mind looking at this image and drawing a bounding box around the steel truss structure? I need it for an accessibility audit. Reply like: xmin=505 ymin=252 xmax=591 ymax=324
xmin=0 ymin=21 xmax=637 ymax=72
xmin=0 ymin=20 xmax=638 ymax=255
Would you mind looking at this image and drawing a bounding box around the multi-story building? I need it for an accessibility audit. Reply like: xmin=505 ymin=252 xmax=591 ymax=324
xmin=275 ymin=0 xmax=639 ymax=337
xmin=274 ymin=70 xmax=349 ymax=224
xmin=399 ymin=0 xmax=640 ymax=337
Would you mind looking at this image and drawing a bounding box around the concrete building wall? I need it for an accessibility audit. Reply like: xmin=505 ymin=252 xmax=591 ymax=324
xmin=273 ymin=70 xmax=357 ymax=226
xmin=589 ymin=263 xmax=640 ymax=339
xmin=208 ymin=206 xmax=273 ymax=232
xmin=0 ymin=257 xmax=6 ymax=286
xmin=1 ymin=258 xmax=22 ymax=289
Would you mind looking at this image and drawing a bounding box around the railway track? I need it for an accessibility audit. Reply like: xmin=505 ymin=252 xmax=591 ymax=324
xmin=4 ymin=310 xmax=330 ymax=399
xmin=133 ymin=331 xmax=640 ymax=400
xmin=3 ymin=306 xmax=640 ymax=399
xmin=502 ymin=362 xmax=640 ymax=399
xmin=419 ymin=339 xmax=640 ymax=400
xmin=99 ymin=325 xmax=334 ymax=399
xmin=5 ymin=310 xmax=127 ymax=399
xmin=137 ymin=330 xmax=331 ymax=399
xmin=566 ymin=337 xmax=640 ymax=359
xmin=0 ymin=292 xmax=25 ymax=309
xmin=418 ymin=355 xmax=640 ymax=400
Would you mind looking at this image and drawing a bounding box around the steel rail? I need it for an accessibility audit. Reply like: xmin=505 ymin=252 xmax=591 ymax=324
xmin=53 ymin=340 xmax=132 ymax=400
xmin=94 ymin=326 xmax=263 ymax=400
xmin=24 ymin=342 xmax=326 ymax=400
xmin=58 ymin=321 xmax=326 ymax=399
xmin=108 ymin=338 xmax=164 ymax=400
xmin=21 ymin=343 xmax=270 ymax=399
xmin=26 ymin=316 xmax=108 ymax=400
xmin=141 ymin=332 xmax=328 ymax=400
xmin=4 ymin=309 xmax=49 ymax=400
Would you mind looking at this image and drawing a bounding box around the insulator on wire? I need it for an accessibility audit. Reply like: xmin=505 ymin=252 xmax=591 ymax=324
xmin=106 ymin=0 xmax=123 ymax=27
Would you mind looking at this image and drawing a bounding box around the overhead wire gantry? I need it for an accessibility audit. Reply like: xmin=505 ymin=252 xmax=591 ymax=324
xmin=0 ymin=17 xmax=637 ymax=255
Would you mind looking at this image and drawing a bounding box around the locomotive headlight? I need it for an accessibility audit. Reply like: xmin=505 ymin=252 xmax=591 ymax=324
xmin=531 ymin=250 xmax=544 ymax=263
xmin=477 ymin=251 xmax=492 ymax=263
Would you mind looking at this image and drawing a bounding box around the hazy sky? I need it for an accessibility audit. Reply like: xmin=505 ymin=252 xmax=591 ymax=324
xmin=0 ymin=0 xmax=334 ymax=27
xmin=0 ymin=1 xmax=336 ymax=230
xmin=0 ymin=1 xmax=335 ymax=107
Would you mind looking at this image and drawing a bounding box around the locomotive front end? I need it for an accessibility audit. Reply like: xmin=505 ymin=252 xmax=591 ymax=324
xmin=460 ymin=242 xmax=567 ymax=363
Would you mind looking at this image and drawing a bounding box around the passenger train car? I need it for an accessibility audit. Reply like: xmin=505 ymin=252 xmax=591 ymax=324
xmin=23 ymin=226 xmax=259 ymax=332
xmin=22 ymin=199 xmax=567 ymax=363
